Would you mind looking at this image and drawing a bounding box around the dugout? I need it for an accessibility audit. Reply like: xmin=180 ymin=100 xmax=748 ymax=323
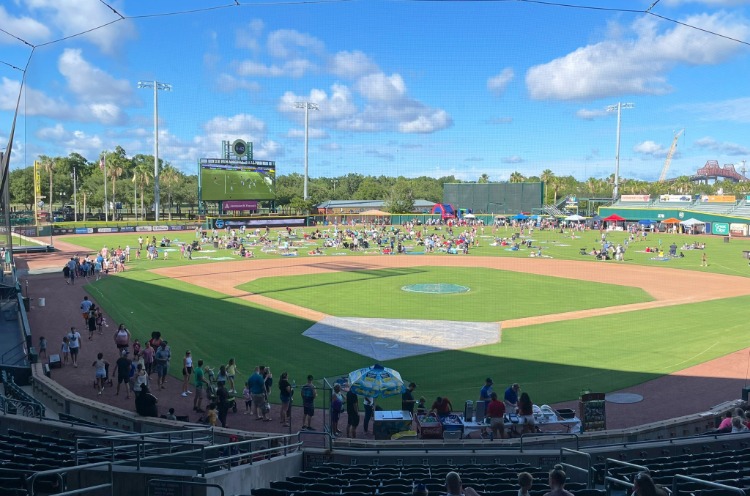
xmin=443 ymin=182 xmax=543 ymax=215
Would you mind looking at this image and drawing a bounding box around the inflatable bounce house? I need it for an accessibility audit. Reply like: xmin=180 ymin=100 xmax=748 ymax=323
xmin=431 ymin=203 xmax=456 ymax=219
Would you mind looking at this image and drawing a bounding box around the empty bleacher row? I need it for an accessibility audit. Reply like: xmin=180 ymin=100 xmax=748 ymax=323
xmin=250 ymin=463 xmax=600 ymax=496
xmin=599 ymin=445 xmax=750 ymax=495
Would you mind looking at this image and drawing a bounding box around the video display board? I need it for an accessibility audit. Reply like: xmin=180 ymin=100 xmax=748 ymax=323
xmin=200 ymin=159 xmax=275 ymax=201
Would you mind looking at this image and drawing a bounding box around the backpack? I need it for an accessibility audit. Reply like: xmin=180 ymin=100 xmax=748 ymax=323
xmin=301 ymin=384 xmax=314 ymax=401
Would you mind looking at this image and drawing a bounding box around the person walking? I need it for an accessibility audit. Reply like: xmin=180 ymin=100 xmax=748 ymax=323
xmin=92 ymin=352 xmax=109 ymax=395
xmin=67 ymin=327 xmax=82 ymax=367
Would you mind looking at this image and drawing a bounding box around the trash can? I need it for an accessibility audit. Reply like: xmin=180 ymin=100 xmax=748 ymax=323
xmin=724 ymin=236 xmax=730 ymax=243
xmin=22 ymin=297 xmax=30 ymax=312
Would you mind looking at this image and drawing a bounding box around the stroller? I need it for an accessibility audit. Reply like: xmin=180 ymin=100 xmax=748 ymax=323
xmin=206 ymin=367 xmax=238 ymax=413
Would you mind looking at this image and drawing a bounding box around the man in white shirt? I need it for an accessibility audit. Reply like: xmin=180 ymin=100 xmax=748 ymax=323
xmin=67 ymin=327 xmax=82 ymax=367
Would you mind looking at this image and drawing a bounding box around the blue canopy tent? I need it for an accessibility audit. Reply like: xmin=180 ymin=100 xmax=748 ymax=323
xmin=638 ymin=219 xmax=656 ymax=226
xmin=512 ymin=213 xmax=528 ymax=220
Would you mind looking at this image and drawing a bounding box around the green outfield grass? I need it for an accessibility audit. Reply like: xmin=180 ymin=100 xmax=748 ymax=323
xmin=61 ymin=226 xmax=750 ymax=409
xmin=239 ymin=266 xmax=651 ymax=321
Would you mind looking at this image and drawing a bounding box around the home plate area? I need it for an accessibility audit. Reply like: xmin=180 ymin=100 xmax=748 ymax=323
xmin=303 ymin=317 xmax=502 ymax=361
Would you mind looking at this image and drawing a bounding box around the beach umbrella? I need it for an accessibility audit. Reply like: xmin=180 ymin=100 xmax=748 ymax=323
xmin=348 ymin=364 xmax=406 ymax=398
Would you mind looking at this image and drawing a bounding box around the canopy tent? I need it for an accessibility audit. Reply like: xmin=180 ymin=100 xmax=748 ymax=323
xmin=463 ymin=213 xmax=476 ymax=219
xmin=638 ymin=219 xmax=656 ymax=226
xmin=564 ymin=214 xmax=586 ymax=221
xmin=511 ymin=213 xmax=528 ymax=220
xmin=602 ymin=214 xmax=626 ymax=222
xmin=661 ymin=218 xmax=681 ymax=224
xmin=494 ymin=215 xmax=507 ymax=219
xmin=359 ymin=209 xmax=392 ymax=216
xmin=680 ymin=218 xmax=706 ymax=226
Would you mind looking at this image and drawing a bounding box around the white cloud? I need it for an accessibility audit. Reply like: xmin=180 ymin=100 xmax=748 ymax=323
xmin=398 ymin=110 xmax=451 ymax=134
xmin=576 ymin=108 xmax=608 ymax=120
xmin=0 ymin=5 xmax=51 ymax=44
xmin=502 ymin=155 xmax=524 ymax=164
xmin=329 ymin=50 xmax=378 ymax=78
xmin=35 ymin=123 xmax=103 ymax=155
xmin=487 ymin=68 xmax=514 ymax=95
xmin=678 ymin=97 xmax=750 ymax=123
xmin=287 ymin=127 xmax=329 ymax=139
xmin=356 ymin=73 xmax=406 ymax=102
xmin=279 ymin=85 xmax=358 ymax=122
xmin=0 ymin=77 xmax=72 ymax=118
xmin=634 ymin=140 xmax=668 ymax=157
xmin=526 ymin=12 xmax=749 ymax=101
xmin=215 ymin=74 xmax=261 ymax=93
xmin=235 ymin=58 xmax=315 ymax=78
xmin=58 ymin=49 xmax=133 ymax=104
xmin=25 ymin=0 xmax=136 ymax=54
xmin=267 ymin=29 xmax=325 ymax=59
xmin=236 ymin=19 xmax=264 ymax=51
xmin=694 ymin=136 xmax=750 ymax=155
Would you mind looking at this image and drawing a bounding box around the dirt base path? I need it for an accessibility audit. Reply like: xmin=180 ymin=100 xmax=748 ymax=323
xmin=19 ymin=239 xmax=750 ymax=432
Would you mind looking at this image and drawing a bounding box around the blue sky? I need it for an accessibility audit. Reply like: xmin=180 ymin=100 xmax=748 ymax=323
xmin=1 ymin=0 xmax=749 ymax=182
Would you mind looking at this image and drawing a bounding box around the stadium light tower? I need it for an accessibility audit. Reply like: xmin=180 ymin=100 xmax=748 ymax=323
xmin=606 ymin=102 xmax=634 ymax=200
xmin=138 ymin=80 xmax=172 ymax=221
xmin=294 ymin=101 xmax=319 ymax=200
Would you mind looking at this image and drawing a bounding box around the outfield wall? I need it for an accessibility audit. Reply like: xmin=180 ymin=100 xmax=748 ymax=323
xmin=444 ymin=183 xmax=543 ymax=215
xmin=599 ymin=206 xmax=750 ymax=236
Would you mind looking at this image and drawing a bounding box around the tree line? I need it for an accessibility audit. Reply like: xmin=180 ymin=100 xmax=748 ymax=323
xmin=9 ymin=151 xmax=748 ymax=215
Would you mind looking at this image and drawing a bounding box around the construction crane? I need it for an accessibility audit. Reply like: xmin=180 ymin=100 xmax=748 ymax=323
xmin=658 ymin=128 xmax=684 ymax=182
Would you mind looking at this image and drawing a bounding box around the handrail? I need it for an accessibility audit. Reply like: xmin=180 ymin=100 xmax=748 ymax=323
xmin=603 ymin=458 xmax=648 ymax=496
xmin=1 ymin=370 xmax=44 ymax=415
xmin=148 ymin=479 xmax=224 ymax=496
xmin=298 ymin=427 xmax=335 ymax=451
xmin=0 ymin=393 xmax=45 ymax=418
xmin=671 ymin=475 xmax=745 ymax=496
xmin=560 ymin=447 xmax=592 ymax=488
xmin=27 ymin=460 xmax=113 ymax=496
xmin=519 ymin=432 xmax=579 ymax=452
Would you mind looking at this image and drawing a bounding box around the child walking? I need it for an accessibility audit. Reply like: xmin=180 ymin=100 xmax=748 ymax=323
xmin=61 ymin=336 xmax=70 ymax=365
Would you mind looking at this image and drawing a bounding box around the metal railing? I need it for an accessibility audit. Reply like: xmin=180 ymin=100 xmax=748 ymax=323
xmin=148 ymin=478 xmax=224 ymax=496
xmin=1 ymin=370 xmax=45 ymax=416
xmin=603 ymin=459 xmax=648 ymax=496
xmin=519 ymin=432 xmax=579 ymax=452
xmin=560 ymin=447 xmax=593 ymax=488
xmin=27 ymin=461 xmax=114 ymax=496
xmin=671 ymin=475 xmax=746 ymax=496
xmin=0 ymin=393 xmax=45 ymax=418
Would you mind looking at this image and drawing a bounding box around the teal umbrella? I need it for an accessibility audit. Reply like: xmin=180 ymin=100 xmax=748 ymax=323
xmin=348 ymin=364 xmax=406 ymax=398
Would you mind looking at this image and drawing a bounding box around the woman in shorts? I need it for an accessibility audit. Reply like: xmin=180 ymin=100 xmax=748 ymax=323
xmin=518 ymin=392 xmax=535 ymax=433
xmin=92 ymin=352 xmax=108 ymax=395
xmin=181 ymin=350 xmax=193 ymax=397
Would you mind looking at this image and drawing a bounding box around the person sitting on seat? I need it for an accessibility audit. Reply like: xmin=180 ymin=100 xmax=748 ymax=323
xmin=543 ymin=465 xmax=573 ymax=496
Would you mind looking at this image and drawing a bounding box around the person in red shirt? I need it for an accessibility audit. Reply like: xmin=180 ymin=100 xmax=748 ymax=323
xmin=430 ymin=396 xmax=453 ymax=418
xmin=487 ymin=392 xmax=506 ymax=439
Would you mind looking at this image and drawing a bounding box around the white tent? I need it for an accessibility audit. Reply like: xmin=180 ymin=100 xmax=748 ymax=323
xmin=564 ymin=214 xmax=586 ymax=221
xmin=680 ymin=218 xmax=706 ymax=226
xmin=463 ymin=213 xmax=476 ymax=219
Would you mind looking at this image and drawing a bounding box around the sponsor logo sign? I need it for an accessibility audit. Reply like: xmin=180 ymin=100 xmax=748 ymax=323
xmin=136 ymin=226 xmax=153 ymax=232
xmin=96 ymin=227 xmax=117 ymax=233
xmin=168 ymin=225 xmax=186 ymax=231
xmin=223 ymin=200 xmax=258 ymax=211
xmin=700 ymin=195 xmax=736 ymax=203
xmin=660 ymin=194 xmax=692 ymax=202
xmin=153 ymin=225 xmax=170 ymax=231
xmin=729 ymin=223 xmax=748 ymax=236
xmin=75 ymin=227 xmax=94 ymax=234
xmin=620 ymin=195 xmax=651 ymax=202
xmin=712 ymin=223 xmax=729 ymax=235
xmin=119 ymin=226 xmax=135 ymax=232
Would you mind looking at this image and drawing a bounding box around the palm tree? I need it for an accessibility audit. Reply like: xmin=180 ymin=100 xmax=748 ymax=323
xmin=131 ymin=165 xmax=152 ymax=220
xmin=477 ymin=173 xmax=490 ymax=184
xmin=540 ymin=169 xmax=555 ymax=203
xmin=509 ymin=171 xmax=525 ymax=183
xmin=160 ymin=165 xmax=180 ymax=221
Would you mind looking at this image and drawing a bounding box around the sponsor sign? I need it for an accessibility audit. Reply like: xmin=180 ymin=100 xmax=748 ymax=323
xmin=659 ymin=194 xmax=692 ymax=202
xmin=136 ymin=226 xmax=154 ymax=232
xmin=620 ymin=195 xmax=651 ymax=202
xmin=75 ymin=227 xmax=93 ymax=234
xmin=53 ymin=228 xmax=75 ymax=235
xmin=223 ymin=200 xmax=258 ymax=211
xmin=153 ymin=225 xmax=170 ymax=231
xmin=700 ymin=195 xmax=736 ymax=203
xmin=729 ymin=223 xmax=748 ymax=236
xmin=712 ymin=223 xmax=729 ymax=235
xmin=212 ymin=217 xmax=306 ymax=229
xmin=168 ymin=225 xmax=186 ymax=231
xmin=96 ymin=227 xmax=117 ymax=233
xmin=119 ymin=226 xmax=136 ymax=232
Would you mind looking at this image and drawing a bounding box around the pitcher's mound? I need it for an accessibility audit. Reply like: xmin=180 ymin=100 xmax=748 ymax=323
xmin=303 ymin=317 xmax=501 ymax=360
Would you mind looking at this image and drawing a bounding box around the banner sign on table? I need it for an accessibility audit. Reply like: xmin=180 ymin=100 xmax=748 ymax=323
xmin=729 ymin=223 xmax=748 ymax=236
xmin=620 ymin=195 xmax=650 ymax=202
xmin=659 ymin=194 xmax=692 ymax=202
xmin=700 ymin=195 xmax=736 ymax=203
xmin=223 ymin=200 xmax=258 ymax=211
xmin=712 ymin=223 xmax=729 ymax=235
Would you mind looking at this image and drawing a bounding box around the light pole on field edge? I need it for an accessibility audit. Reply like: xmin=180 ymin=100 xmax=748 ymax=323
xmin=294 ymin=102 xmax=319 ymax=201
xmin=606 ymin=102 xmax=634 ymax=201
xmin=138 ymin=80 xmax=172 ymax=221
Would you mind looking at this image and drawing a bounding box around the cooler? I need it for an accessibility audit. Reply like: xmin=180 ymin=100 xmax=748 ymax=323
xmin=373 ymin=411 xmax=413 ymax=440
xmin=416 ymin=414 xmax=443 ymax=439
xmin=441 ymin=414 xmax=463 ymax=434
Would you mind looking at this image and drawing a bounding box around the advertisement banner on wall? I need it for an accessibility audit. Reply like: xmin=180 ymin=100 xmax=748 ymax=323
xmin=223 ymin=200 xmax=258 ymax=211
xmin=712 ymin=223 xmax=729 ymax=235
xmin=659 ymin=194 xmax=692 ymax=202
xmin=729 ymin=223 xmax=748 ymax=236
xmin=700 ymin=195 xmax=736 ymax=203
xmin=119 ymin=226 xmax=136 ymax=232
xmin=620 ymin=195 xmax=651 ymax=202
xmin=53 ymin=228 xmax=75 ymax=235
xmin=212 ymin=217 xmax=305 ymax=229
xmin=153 ymin=225 xmax=170 ymax=231
xmin=96 ymin=227 xmax=117 ymax=233
xmin=75 ymin=227 xmax=94 ymax=234
xmin=136 ymin=226 xmax=153 ymax=232
xmin=168 ymin=225 xmax=186 ymax=231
